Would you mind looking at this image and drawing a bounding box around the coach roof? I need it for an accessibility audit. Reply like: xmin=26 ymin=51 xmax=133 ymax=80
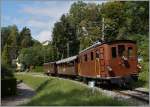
xmin=56 ymin=55 xmax=77 ymax=64
xmin=43 ymin=62 xmax=55 ymax=64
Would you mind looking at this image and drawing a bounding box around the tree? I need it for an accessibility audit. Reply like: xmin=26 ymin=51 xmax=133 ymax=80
xmin=2 ymin=44 xmax=11 ymax=66
xmin=1 ymin=25 xmax=36 ymax=68
xmin=52 ymin=14 xmax=80 ymax=59
xmin=19 ymin=27 xmax=33 ymax=48
xmin=18 ymin=44 xmax=54 ymax=68
xmin=1 ymin=27 xmax=11 ymax=51
xmin=3 ymin=25 xmax=19 ymax=60
xmin=124 ymin=1 xmax=149 ymax=34
xmin=101 ymin=1 xmax=127 ymax=41
xmin=6 ymin=25 xmax=19 ymax=46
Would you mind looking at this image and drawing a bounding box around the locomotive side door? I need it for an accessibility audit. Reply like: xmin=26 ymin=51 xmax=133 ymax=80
xmin=110 ymin=46 xmax=118 ymax=77
xmin=99 ymin=47 xmax=105 ymax=76
xmin=95 ymin=50 xmax=100 ymax=77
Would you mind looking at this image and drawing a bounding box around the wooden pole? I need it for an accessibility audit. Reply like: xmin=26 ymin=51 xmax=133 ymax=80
xmin=102 ymin=17 xmax=105 ymax=41
xmin=67 ymin=42 xmax=69 ymax=57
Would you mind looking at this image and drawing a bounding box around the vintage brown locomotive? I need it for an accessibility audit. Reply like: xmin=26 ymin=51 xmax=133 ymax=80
xmin=43 ymin=40 xmax=141 ymax=86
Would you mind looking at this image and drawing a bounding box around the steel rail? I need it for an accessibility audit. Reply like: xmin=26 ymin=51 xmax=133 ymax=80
xmin=132 ymin=89 xmax=149 ymax=95
xmin=113 ymin=90 xmax=149 ymax=103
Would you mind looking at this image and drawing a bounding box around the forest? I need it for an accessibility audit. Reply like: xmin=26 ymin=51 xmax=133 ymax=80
xmin=1 ymin=1 xmax=149 ymax=72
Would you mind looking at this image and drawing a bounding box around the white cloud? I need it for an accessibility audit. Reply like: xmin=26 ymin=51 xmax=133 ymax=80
xmin=20 ymin=1 xmax=73 ymax=43
xmin=22 ymin=4 xmax=70 ymax=18
xmin=85 ymin=0 xmax=107 ymax=4
xmin=35 ymin=30 xmax=52 ymax=43
xmin=26 ymin=19 xmax=49 ymax=29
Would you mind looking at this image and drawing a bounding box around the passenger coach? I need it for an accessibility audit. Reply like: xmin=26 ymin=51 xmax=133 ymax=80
xmin=43 ymin=62 xmax=57 ymax=76
xmin=56 ymin=55 xmax=78 ymax=77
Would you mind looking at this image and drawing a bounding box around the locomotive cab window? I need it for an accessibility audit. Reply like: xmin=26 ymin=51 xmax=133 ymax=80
xmin=84 ymin=54 xmax=87 ymax=62
xmin=128 ymin=47 xmax=133 ymax=57
xmin=91 ymin=52 xmax=94 ymax=60
xmin=118 ymin=45 xmax=125 ymax=57
xmin=112 ymin=47 xmax=116 ymax=58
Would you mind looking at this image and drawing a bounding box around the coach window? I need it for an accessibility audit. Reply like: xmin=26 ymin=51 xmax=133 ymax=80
xmin=84 ymin=54 xmax=87 ymax=62
xmin=80 ymin=56 xmax=82 ymax=63
xmin=91 ymin=52 xmax=94 ymax=60
xmin=112 ymin=47 xmax=117 ymax=58
xmin=118 ymin=45 xmax=125 ymax=57
xmin=128 ymin=47 xmax=133 ymax=57
xmin=96 ymin=51 xmax=99 ymax=58
xmin=68 ymin=61 xmax=74 ymax=66
xmin=78 ymin=57 xmax=80 ymax=63
xmin=79 ymin=57 xmax=81 ymax=63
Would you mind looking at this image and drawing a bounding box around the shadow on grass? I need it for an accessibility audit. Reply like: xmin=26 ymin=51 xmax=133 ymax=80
xmin=35 ymin=78 xmax=56 ymax=92
xmin=98 ymin=79 xmax=149 ymax=91
xmin=36 ymin=79 xmax=49 ymax=92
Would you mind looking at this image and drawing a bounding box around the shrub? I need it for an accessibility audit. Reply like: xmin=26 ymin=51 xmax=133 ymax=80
xmin=1 ymin=78 xmax=17 ymax=97
xmin=1 ymin=64 xmax=14 ymax=79
xmin=1 ymin=64 xmax=17 ymax=97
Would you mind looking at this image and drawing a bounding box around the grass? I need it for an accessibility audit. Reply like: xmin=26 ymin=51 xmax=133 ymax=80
xmin=15 ymin=73 xmax=48 ymax=90
xmin=15 ymin=73 xmax=130 ymax=106
xmin=30 ymin=66 xmax=43 ymax=72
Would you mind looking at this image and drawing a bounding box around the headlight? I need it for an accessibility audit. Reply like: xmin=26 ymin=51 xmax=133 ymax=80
xmin=137 ymin=64 xmax=142 ymax=69
xmin=107 ymin=66 xmax=112 ymax=72
xmin=122 ymin=56 xmax=128 ymax=61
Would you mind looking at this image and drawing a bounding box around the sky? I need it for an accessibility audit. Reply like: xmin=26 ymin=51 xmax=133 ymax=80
xmin=1 ymin=0 xmax=106 ymax=43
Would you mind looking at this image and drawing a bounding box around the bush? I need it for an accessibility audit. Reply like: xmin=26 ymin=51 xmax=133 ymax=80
xmin=1 ymin=64 xmax=17 ymax=97
xmin=1 ymin=78 xmax=17 ymax=97
xmin=1 ymin=64 xmax=14 ymax=79
xmin=138 ymin=61 xmax=149 ymax=88
xmin=127 ymin=34 xmax=149 ymax=61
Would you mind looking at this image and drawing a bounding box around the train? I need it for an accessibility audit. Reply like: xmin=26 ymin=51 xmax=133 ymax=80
xmin=43 ymin=40 xmax=142 ymax=87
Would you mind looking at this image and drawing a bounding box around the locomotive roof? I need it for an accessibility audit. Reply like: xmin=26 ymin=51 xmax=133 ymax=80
xmin=56 ymin=55 xmax=77 ymax=64
xmin=79 ymin=41 xmax=102 ymax=54
xmin=79 ymin=40 xmax=136 ymax=54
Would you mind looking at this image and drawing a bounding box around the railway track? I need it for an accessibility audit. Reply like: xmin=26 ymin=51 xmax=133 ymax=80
xmin=64 ymin=76 xmax=150 ymax=104
xmin=133 ymin=89 xmax=149 ymax=95
xmin=60 ymin=75 xmax=149 ymax=104
xmin=113 ymin=89 xmax=149 ymax=103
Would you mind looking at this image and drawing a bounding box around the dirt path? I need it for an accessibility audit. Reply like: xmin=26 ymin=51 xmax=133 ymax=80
xmin=1 ymin=82 xmax=35 ymax=106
